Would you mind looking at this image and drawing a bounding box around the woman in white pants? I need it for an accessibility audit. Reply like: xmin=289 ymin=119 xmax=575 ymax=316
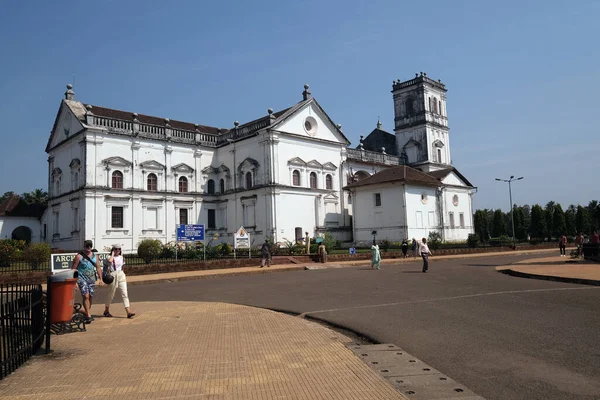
xmin=103 ymin=245 xmax=135 ymax=319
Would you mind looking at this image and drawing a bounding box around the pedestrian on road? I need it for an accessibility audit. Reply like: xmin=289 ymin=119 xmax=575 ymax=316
xmin=559 ymin=234 xmax=567 ymax=257
xmin=371 ymin=242 xmax=381 ymax=270
xmin=576 ymin=233 xmax=584 ymax=257
xmin=72 ymin=240 xmax=104 ymax=324
xmin=318 ymin=243 xmax=327 ymax=263
xmin=401 ymin=239 xmax=408 ymax=258
xmin=103 ymin=244 xmax=135 ymax=319
xmin=260 ymin=240 xmax=271 ymax=268
xmin=592 ymin=231 xmax=599 ymax=245
xmin=420 ymin=238 xmax=432 ymax=273
xmin=411 ymin=238 xmax=418 ymax=258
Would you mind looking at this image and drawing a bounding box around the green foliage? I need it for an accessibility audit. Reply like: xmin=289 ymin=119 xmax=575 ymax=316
xmin=467 ymin=233 xmax=480 ymax=248
xmin=0 ymin=239 xmax=26 ymax=268
xmin=321 ymin=232 xmax=340 ymax=252
xmin=474 ymin=210 xmax=489 ymax=242
xmin=492 ymin=209 xmax=506 ymax=238
xmin=530 ymin=204 xmax=546 ymax=240
xmin=552 ymin=204 xmax=566 ymax=238
xmin=565 ymin=205 xmax=577 ymax=236
xmin=380 ymin=239 xmax=392 ymax=252
xmin=427 ymin=231 xmax=442 ymax=250
xmin=23 ymin=243 xmax=51 ymax=269
xmin=137 ymin=239 xmax=163 ymax=264
xmin=576 ymin=205 xmax=592 ymax=235
xmin=281 ymin=238 xmax=304 ymax=255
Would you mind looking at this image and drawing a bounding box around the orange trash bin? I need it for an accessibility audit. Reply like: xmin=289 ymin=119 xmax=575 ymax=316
xmin=49 ymin=274 xmax=78 ymax=324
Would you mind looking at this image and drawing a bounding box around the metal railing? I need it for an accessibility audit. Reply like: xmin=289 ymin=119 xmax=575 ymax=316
xmin=0 ymin=283 xmax=45 ymax=380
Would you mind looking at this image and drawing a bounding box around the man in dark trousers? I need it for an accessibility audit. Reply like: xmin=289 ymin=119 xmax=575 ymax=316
xmin=260 ymin=240 xmax=271 ymax=268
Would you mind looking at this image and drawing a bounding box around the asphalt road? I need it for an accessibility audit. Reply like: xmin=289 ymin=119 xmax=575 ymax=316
xmin=120 ymin=254 xmax=600 ymax=400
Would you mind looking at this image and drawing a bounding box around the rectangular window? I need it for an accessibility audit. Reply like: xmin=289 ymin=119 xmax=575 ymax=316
xmin=43 ymin=224 xmax=47 ymax=239
xmin=207 ymin=209 xmax=216 ymax=229
xmin=374 ymin=193 xmax=381 ymax=207
xmin=179 ymin=209 xmax=188 ymax=225
xmin=73 ymin=208 xmax=79 ymax=232
xmin=416 ymin=211 xmax=423 ymax=228
xmin=428 ymin=211 xmax=435 ymax=227
xmin=449 ymin=212 xmax=455 ymax=228
xmin=459 ymin=213 xmax=465 ymax=228
xmin=112 ymin=207 xmax=124 ymax=228
xmin=145 ymin=208 xmax=157 ymax=229
xmin=53 ymin=212 xmax=59 ymax=234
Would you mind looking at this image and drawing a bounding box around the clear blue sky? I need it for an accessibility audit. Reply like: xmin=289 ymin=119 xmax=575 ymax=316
xmin=1 ymin=0 xmax=598 ymax=211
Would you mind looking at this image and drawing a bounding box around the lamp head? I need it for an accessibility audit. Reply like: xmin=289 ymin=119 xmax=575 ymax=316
xmin=510 ymin=175 xmax=514 ymax=179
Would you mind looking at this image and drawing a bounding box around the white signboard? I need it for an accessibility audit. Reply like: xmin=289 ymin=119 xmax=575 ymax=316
xmin=234 ymin=226 xmax=250 ymax=249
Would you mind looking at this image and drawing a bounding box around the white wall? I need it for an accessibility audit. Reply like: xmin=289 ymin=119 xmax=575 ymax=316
xmin=0 ymin=217 xmax=42 ymax=243
xmin=405 ymin=185 xmax=439 ymax=242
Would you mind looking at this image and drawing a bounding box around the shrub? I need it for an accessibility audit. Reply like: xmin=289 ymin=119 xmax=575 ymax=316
xmin=0 ymin=239 xmax=26 ymax=268
xmin=322 ymin=232 xmax=340 ymax=252
xmin=467 ymin=234 xmax=480 ymax=248
xmin=427 ymin=231 xmax=443 ymax=250
xmin=380 ymin=239 xmax=392 ymax=252
xmin=137 ymin=239 xmax=163 ymax=264
xmin=218 ymin=243 xmax=232 ymax=256
xmin=23 ymin=243 xmax=51 ymax=270
xmin=160 ymin=242 xmax=177 ymax=259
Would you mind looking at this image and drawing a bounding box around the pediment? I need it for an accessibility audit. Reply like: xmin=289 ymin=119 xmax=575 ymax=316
xmin=139 ymin=160 xmax=165 ymax=170
xmin=52 ymin=168 xmax=63 ymax=177
xmin=432 ymin=139 xmax=445 ymax=148
xmin=322 ymin=162 xmax=337 ymax=171
xmin=218 ymin=164 xmax=230 ymax=174
xmin=202 ymin=164 xmax=230 ymax=175
xmin=46 ymin=101 xmax=86 ymax=152
xmin=237 ymin=157 xmax=260 ymax=172
xmin=102 ymin=156 xmax=132 ymax=167
xmin=171 ymin=163 xmax=194 ymax=173
xmin=69 ymin=158 xmax=81 ymax=169
xmin=324 ymin=193 xmax=339 ymax=203
xmin=403 ymin=139 xmax=421 ymax=149
xmin=287 ymin=157 xmax=307 ymax=167
xmin=307 ymin=160 xmax=323 ymax=169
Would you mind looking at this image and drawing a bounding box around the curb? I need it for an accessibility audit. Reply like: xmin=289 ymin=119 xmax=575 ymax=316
xmin=497 ymin=268 xmax=600 ymax=286
xmin=126 ymin=265 xmax=306 ymax=286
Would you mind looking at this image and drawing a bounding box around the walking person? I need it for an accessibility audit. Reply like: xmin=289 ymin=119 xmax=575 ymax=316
xmin=103 ymin=245 xmax=135 ymax=319
xmin=420 ymin=237 xmax=432 ymax=273
xmin=576 ymin=232 xmax=584 ymax=257
xmin=411 ymin=238 xmax=418 ymax=258
xmin=71 ymin=240 xmax=104 ymax=324
xmin=260 ymin=239 xmax=271 ymax=268
xmin=559 ymin=234 xmax=567 ymax=257
xmin=371 ymin=242 xmax=381 ymax=270
xmin=401 ymin=239 xmax=408 ymax=258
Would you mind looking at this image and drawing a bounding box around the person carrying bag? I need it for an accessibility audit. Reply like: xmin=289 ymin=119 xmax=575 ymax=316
xmin=103 ymin=244 xmax=135 ymax=319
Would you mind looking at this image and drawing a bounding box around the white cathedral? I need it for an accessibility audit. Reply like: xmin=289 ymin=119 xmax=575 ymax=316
xmin=42 ymin=73 xmax=475 ymax=252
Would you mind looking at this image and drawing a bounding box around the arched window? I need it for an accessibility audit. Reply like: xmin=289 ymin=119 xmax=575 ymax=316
xmin=178 ymin=176 xmax=188 ymax=193
xmin=405 ymin=98 xmax=414 ymax=116
xmin=147 ymin=173 xmax=157 ymax=191
xmin=112 ymin=171 xmax=123 ymax=189
xmin=207 ymin=179 xmax=215 ymax=195
xmin=73 ymin=172 xmax=79 ymax=190
xmin=310 ymin=172 xmax=317 ymax=189
xmin=348 ymin=194 xmax=352 ymax=205
xmin=432 ymin=98 xmax=438 ymax=114
xmin=438 ymin=100 xmax=442 ymax=115
xmin=428 ymin=97 xmax=433 ymax=112
xmin=437 ymin=148 xmax=442 ymax=163
xmin=245 ymin=172 xmax=253 ymax=189
xmin=292 ymin=170 xmax=301 ymax=186
xmin=325 ymin=174 xmax=333 ymax=190
xmin=220 ymin=178 xmax=225 ymax=193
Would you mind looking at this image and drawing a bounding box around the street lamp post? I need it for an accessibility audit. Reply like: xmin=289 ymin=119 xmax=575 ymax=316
xmin=495 ymin=176 xmax=523 ymax=249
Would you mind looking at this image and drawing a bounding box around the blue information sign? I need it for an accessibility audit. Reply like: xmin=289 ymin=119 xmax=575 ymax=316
xmin=349 ymin=247 xmax=356 ymax=255
xmin=176 ymin=224 xmax=205 ymax=241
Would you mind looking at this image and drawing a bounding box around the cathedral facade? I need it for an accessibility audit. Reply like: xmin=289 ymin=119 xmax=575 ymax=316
xmin=43 ymin=73 xmax=474 ymax=252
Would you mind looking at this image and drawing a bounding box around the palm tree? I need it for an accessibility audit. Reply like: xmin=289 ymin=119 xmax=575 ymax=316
xmin=21 ymin=189 xmax=48 ymax=205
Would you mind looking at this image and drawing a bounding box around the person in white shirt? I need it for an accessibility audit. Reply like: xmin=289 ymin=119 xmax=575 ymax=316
xmin=420 ymin=238 xmax=433 ymax=273
xmin=103 ymin=244 xmax=135 ymax=318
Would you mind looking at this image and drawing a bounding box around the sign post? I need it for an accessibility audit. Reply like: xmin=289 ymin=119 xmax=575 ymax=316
xmin=176 ymin=224 xmax=206 ymax=261
xmin=50 ymin=252 xmax=110 ymax=274
xmin=234 ymin=226 xmax=251 ymax=259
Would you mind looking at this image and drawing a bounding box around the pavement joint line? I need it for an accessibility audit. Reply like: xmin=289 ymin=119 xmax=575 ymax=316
xmin=298 ymin=286 xmax=600 ymax=317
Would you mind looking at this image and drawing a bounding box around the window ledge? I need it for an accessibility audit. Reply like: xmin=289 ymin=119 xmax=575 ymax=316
xmin=107 ymin=229 xmax=130 ymax=234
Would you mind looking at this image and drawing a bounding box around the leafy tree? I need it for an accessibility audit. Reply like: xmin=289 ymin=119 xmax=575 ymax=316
xmin=474 ymin=210 xmax=489 ymax=242
xmin=521 ymin=204 xmax=531 ymax=234
xmin=576 ymin=206 xmax=592 ymax=235
xmin=530 ymin=204 xmax=546 ymax=240
xmin=544 ymin=202 xmax=555 ymax=241
xmin=513 ymin=206 xmax=528 ymax=240
xmin=565 ymin=205 xmax=577 ymax=236
xmin=0 ymin=191 xmax=15 ymax=204
xmin=427 ymin=231 xmax=442 ymax=250
xmin=492 ymin=209 xmax=506 ymax=237
xmin=21 ymin=189 xmax=48 ymax=205
xmin=588 ymin=200 xmax=600 ymax=232
xmin=552 ymin=204 xmax=566 ymax=238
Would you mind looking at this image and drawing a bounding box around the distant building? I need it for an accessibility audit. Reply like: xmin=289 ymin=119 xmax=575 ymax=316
xmin=0 ymin=195 xmax=46 ymax=243
xmin=43 ymin=72 xmax=474 ymax=252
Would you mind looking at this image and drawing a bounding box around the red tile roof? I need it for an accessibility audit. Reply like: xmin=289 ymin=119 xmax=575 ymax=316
xmin=344 ymin=165 xmax=440 ymax=189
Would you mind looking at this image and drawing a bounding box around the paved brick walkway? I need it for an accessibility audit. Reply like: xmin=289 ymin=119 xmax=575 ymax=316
xmin=0 ymin=302 xmax=407 ymax=400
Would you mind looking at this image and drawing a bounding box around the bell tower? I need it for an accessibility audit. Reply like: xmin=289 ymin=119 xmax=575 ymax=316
xmin=392 ymin=72 xmax=450 ymax=172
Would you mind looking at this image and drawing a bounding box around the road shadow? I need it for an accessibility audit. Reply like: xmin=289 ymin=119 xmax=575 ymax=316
xmin=402 ymin=271 xmax=424 ymax=273
xmin=464 ymin=264 xmax=503 ymax=267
